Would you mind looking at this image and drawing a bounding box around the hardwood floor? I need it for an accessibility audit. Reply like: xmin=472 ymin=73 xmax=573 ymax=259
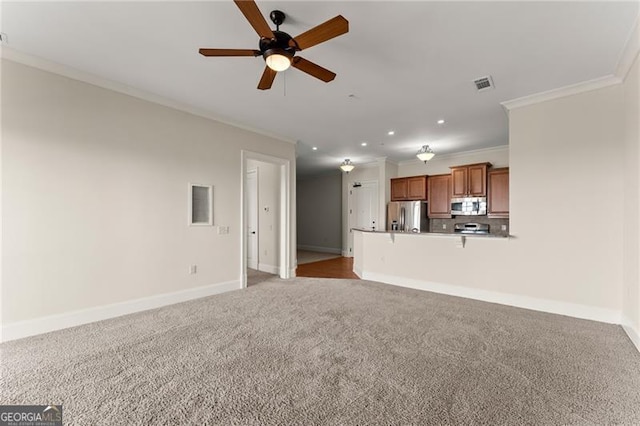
xmin=296 ymin=256 xmax=360 ymax=279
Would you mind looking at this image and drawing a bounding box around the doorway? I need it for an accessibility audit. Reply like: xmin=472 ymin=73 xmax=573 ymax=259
xmin=241 ymin=151 xmax=292 ymax=288
xmin=245 ymin=169 xmax=258 ymax=270
xmin=347 ymin=180 xmax=379 ymax=257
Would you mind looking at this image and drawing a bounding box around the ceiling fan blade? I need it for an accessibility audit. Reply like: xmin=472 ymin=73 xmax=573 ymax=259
xmin=291 ymin=15 xmax=349 ymax=50
xmin=233 ymin=0 xmax=274 ymax=40
xmin=199 ymin=48 xmax=261 ymax=57
xmin=292 ymin=57 xmax=336 ymax=82
xmin=257 ymin=66 xmax=277 ymax=90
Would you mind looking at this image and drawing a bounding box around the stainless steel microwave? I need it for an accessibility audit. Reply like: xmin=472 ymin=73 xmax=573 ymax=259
xmin=451 ymin=197 xmax=487 ymax=216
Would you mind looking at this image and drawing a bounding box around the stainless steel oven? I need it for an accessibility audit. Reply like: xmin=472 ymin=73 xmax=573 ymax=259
xmin=450 ymin=197 xmax=487 ymax=216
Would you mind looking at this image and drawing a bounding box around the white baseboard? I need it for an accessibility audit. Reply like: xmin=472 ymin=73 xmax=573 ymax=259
xmin=353 ymin=265 xmax=363 ymax=279
xmin=362 ymin=271 xmax=622 ymax=325
xmin=1 ymin=280 xmax=241 ymax=342
xmin=258 ymin=263 xmax=279 ymax=275
xmin=622 ymin=316 xmax=640 ymax=353
xmin=297 ymin=245 xmax=342 ymax=255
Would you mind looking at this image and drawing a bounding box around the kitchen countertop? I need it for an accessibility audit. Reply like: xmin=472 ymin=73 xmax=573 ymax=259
xmin=352 ymin=228 xmax=510 ymax=238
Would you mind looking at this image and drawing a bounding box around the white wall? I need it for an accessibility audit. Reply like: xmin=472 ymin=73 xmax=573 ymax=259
xmin=341 ymin=162 xmax=380 ymax=256
xmin=379 ymin=158 xmax=398 ymax=232
xmin=1 ymin=59 xmax=296 ymax=334
xmin=509 ymin=84 xmax=624 ymax=311
xmin=623 ymin=52 xmax=640 ymax=345
xmin=296 ymin=172 xmax=342 ymax=254
xmin=355 ymin=82 xmax=627 ymax=324
xmin=247 ymin=160 xmax=280 ymax=273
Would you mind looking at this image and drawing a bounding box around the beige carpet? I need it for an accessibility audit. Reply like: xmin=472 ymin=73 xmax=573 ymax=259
xmin=246 ymin=267 xmax=276 ymax=287
xmin=2 ymin=277 xmax=639 ymax=425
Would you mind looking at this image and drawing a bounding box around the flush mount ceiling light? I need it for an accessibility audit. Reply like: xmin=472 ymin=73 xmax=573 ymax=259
xmin=340 ymin=159 xmax=355 ymax=173
xmin=437 ymin=119 xmax=445 ymax=125
xmin=387 ymin=130 xmax=395 ymax=136
xmin=416 ymin=145 xmax=435 ymax=163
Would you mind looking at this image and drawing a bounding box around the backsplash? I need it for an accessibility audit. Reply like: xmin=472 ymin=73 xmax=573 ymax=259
xmin=430 ymin=217 xmax=510 ymax=237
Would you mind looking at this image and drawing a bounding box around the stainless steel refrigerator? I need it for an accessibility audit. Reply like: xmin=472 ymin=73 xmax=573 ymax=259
xmin=387 ymin=201 xmax=429 ymax=233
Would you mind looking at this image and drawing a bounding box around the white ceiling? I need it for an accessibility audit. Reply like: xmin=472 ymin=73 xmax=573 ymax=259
xmin=2 ymin=1 xmax=638 ymax=177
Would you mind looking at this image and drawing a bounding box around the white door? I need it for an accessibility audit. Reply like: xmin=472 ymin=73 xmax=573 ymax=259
xmin=246 ymin=169 xmax=258 ymax=270
xmin=348 ymin=181 xmax=379 ymax=256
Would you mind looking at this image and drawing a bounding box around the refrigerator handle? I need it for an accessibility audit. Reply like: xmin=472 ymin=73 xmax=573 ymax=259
xmin=400 ymin=206 xmax=405 ymax=231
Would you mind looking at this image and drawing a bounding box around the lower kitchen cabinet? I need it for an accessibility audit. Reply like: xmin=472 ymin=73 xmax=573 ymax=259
xmin=427 ymin=174 xmax=451 ymax=218
xmin=488 ymin=167 xmax=509 ymax=217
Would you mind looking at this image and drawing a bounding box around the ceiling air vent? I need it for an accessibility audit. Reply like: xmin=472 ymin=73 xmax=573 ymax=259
xmin=473 ymin=75 xmax=494 ymax=92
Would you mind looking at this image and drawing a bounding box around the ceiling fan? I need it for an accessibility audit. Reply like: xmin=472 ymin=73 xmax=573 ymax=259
xmin=199 ymin=0 xmax=349 ymax=90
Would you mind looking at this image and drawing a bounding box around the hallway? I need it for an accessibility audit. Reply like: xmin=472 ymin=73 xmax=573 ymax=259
xmin=296 ymin=256 xmax=360 ymax=279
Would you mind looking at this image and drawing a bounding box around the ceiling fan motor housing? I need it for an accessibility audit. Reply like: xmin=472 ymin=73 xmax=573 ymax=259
xmin=259 ymin=30 xmax=296 ymax=60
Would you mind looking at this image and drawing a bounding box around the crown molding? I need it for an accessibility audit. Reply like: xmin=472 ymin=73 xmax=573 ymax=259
xmin=355 ymin=160 xmax=381 ymax=170
xmin=501 ymin=75 xmax=622 ymax=111
xmin=0 ymin=47 xmax=296 ymax=145
xmin=502 ymin=12 xmax=640 ymax=112
xmin=615 ymin=14 xmax=640 ymax=81
xmin=396 ymin=145 xmax=509 ymax=167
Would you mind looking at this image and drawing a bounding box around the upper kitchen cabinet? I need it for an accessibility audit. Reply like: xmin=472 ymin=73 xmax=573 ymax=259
xmin=427 ymin=174 xmax=451 ymax=218
xmin=450 ymin=162 xmax=491 ymax=197
xmin=390 ymin=178 xmax=408 ymax=200
xmin=391 ymin=175 xmax=427 ymax=201
xmin=488 ymin=167 xmax=509 ymax=218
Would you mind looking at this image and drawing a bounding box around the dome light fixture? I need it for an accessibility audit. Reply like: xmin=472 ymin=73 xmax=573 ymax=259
xmin=265 ymin=49 xmax=293 ymax=72
xmin=416 ymin=145 xmax=435 ymax=163
xmin=340 ymin=159 xmax=355 ymax=173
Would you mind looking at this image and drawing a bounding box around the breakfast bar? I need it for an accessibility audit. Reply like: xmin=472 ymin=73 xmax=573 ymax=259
xmin=352 ymin=228 xmax=516 ymax=308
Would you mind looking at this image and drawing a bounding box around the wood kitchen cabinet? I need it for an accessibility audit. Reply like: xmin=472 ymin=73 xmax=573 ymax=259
xmin=391 ymin=175 xmax=427 ymax=201
xmin=488 ymin=167 xmax=509 ymax=217
xmin=450 ymin=163 xmax=491 ymax=197
xmin=427 ymin=174 xmax=451 ymax=218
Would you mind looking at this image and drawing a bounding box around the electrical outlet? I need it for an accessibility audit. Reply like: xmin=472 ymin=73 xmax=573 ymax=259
xmin=501 ymin=225 xmax=507 ymax=231
xmin=217 ymin=225 xmax=229 ymax=235
xmin=442 ymin=224 xmax=447 ymax=230
xmin=189 ymin=265 xmax=197 ymax=274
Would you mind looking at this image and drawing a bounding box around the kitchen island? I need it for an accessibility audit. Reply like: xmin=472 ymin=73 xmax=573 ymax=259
xmin=351 ymin=228 xmax=532 ymax=315
xmin=352 ymin=228 xmax=620 ymax=324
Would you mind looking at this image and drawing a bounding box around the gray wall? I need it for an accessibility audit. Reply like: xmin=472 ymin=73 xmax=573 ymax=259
xmin=297 ymin=172 xmax=342 ymax=254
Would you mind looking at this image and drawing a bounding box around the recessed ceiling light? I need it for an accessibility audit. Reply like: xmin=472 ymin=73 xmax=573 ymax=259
xmin=312 ymin=147 xmax=318 ymax=151
xmin=361 ymin=142 xmax=368 ymax=146
xmin=437 ymin=119 xmax=445 ymax=124
xmin=388 ymin=131 xmax=395 ymax=136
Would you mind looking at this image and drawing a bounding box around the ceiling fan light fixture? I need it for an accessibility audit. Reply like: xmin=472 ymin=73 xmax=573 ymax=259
xmin=340 ymin=159 xmax=355 ymax=173
xmin=416 ymin=145 xmax=435 ymax=163
xmin=265 ymin=49 xmax=293 ymax=71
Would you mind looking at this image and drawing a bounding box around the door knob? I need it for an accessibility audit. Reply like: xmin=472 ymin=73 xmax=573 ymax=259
xmin=251 ymin=231 xmax=256 ymax=234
